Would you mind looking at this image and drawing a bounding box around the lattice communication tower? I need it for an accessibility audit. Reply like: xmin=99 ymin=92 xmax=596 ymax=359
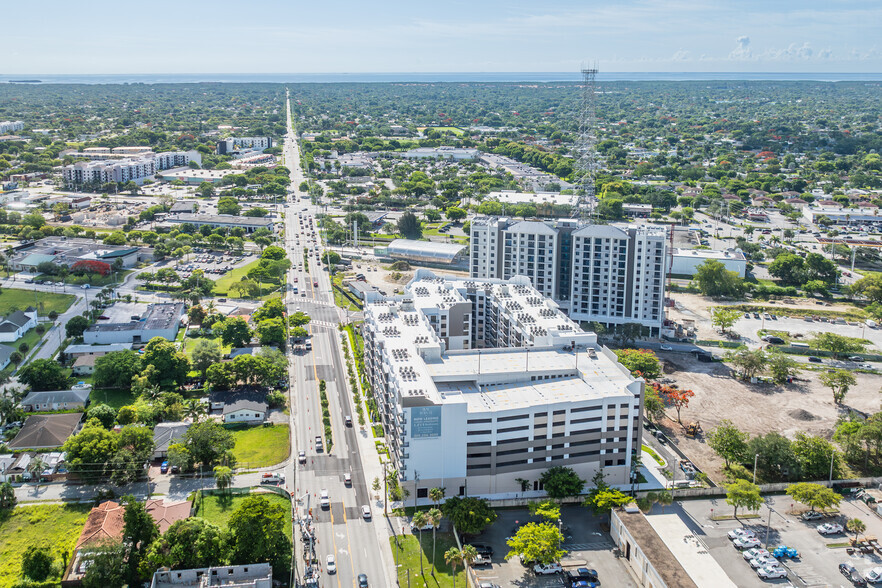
xmin=574 ymin=65 xmax=598 ymax=220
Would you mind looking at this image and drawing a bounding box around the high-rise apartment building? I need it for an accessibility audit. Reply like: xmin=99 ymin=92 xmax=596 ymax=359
xmin=470 ymin=217 xmax=668 ymax=335
xmin=0 ymin=121 xmax=24 ymax=134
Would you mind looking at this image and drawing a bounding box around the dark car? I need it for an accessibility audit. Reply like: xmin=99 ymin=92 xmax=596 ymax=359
xmin=357 ymin=573 xmax=369 ymax=587
xmin=840 ymin=562 xmax=867 ymax=586
xmin=766 ymin=336 xmax=785 ymax=345
xmin=468 ymin=544 xmax=494 ymax=557
xmin=808 ymin=356 xmax=823 ymax=363
xmin=850 ymin=355 xmax=864 ymax=362
xmin=567 ymin=568 xmax=599 ymax=586
xmin=160 ymin=461 xmax=169 ymax=474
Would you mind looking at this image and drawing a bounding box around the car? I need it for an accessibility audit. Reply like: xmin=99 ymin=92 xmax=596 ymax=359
xmin=170 ymin=465 xmax=179 ymax=474
xmin=744 ymin=312 xmax=751 ymax=318
xmin=315 ymin=435 xmax=323 ymax=450
xmin=344 ymin=473 xmax=351 ymax=485
xmin=850 ymin=356 xmax=865 ymax=362
xmin=320 ymin=490 xmax=329 ymax=508
xmin=81 ymin=284 xmax=91 ymax=289
xmin=749 ymin=555 xmax=781 ymax=569
xmin=469 ymin=544 xmax=494 ymax=557
xmin=757 ymin=566 xmax=787 ymax=579
xmin=160 ymin=461 xmax=169 ymax=473
xmin=742 ymin=548 xmax=771 ymax=561
xmin=801 ymin=510 xmax=824 ymax=520
xmin=660 ymin=344 xmax=672 ymax=351
xmin=817 ymin=522 xmax=844 ymax=535
xmin=865 ymin=566 xmax=882 ymax=583
xmin=411 ymin=519 xmax=434 ymax=531
xmin=313 ymin=281 xmax=318 ymax=287
xmin=766 ymin=336 xmax=785 ymax=345
xmin=260 ymin=472 xmax=285 ymax=485
xmin=733 ymin=537 xmax=762 ymax=549
xmin=326 ymin=554 xmax=336 ymax=574
xmin=753 ymin=312 xmax=760 ymax=319
xmin=808 ymin=356 xmax=823 ymax=363
xmin=533 ymin=563 xmax=563 ymax=575
xmin=727 ymin=528 xmax=757 ymax=540
xmin=569 ymin=568 xmax=599 ymax=582
xmin=298 ymin=451 xmax=307 ymax=464
xmin=345 ymin=415 xmax=352 ymax=427
xmin=357 ymin=573 xmax=369 ymax=587
xmin=362 ymin=504 xmax=371 ymax=520
xmin=840 ymin=563 xmax=868 ymax=586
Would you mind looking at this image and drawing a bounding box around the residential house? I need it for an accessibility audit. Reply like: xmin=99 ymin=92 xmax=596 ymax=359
xmin=71 ymin=355 xmax=97 ymax=375
xmin=152 ymin=422 xmax=190 ymax=460
xmin=63 ymin=343 xmax=132 ymax=360
xmin=21 ymin=389 xmax=90 ymax=412
xmin=145 ymin=498 xmax=193 ymax=533
xmin=0 ymin=307 xmax=37 ymax=342
xmin=209 ymin=391 xmax=267 ymax=424
xmin=0 ymin=454 xmax=19 ymax=482
xmin=7 ymin=413 xmax=83 ymax=450
xmin=0 ymin=345 xmax=14 ymax=370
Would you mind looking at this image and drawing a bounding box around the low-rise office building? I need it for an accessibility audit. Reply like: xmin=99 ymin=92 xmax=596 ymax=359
xmin=9 ymin=237 xmax=142 ymax=272
xmin=670 ymin=248 xmax=747 ymax=278
xmin=215 ymin=136 xmax=273 ymax=154
xmin=0 ymin=121 xmax=24 ymax=134
xmin=363 ymin=271 xmax=644 ymax=500
xmin=402 ymin=146 xmax=478 ymax=160
xmin=83 ymin=302 xmax=184 ymax=345
xmin=165 ymin=213 xmax=273 ymax=233
xmin=62 ymin=151 xmax=199 ymax=186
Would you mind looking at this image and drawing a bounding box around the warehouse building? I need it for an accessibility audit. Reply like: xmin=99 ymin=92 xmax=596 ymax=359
xmin=670 ymin=248 xmax=747 ymax=278
xmin=83 ymin=302 xmax=184 ymax=344
xmin=363 ymin=270 xmax=644 ymax=501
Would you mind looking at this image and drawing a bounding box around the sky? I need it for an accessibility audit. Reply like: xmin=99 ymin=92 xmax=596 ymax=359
xmin=4 ymin=0 xmax=881 ymax=74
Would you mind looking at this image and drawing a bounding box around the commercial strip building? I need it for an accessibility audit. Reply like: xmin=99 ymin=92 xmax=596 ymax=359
xmin=9 ymin=236 xmax=143 ymax=272
xmin=83 ymin=302 xmax=184 ymax=344
xmin=164 ymin=213 xmax=274 ymax=233
xmin=670 ymin=248 xmax=747 ymax=278
xmin=377 ymin=238 xmax=468 ymax=265
xmin=402 ymin=146 xmax=478 ymax=160
xmin=155 ymin=168 xmax=237 ymax=185
xmin=470 ymin=217 xmax=668 ymax=335
xmin=363 ymin=271 xmax=644 ymax=500
xmin=484 ymin=190 xmax=578 ymax=208
xmin=61 ymin=150 xmax=201 ymax=186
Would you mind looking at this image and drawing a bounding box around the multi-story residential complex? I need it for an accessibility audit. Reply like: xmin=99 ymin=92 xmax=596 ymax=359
xmin=0 ymin=121 xmax=24 ymax=134
xmin=61 ymin=151 xmax=199 ymax=186
xmin=363 ymin=270 xmax=644 ymax=500
xmin=470 ymin=217 xmax=668 ymax=335
xmin=215 ymin=136 xmax=273 ymax=155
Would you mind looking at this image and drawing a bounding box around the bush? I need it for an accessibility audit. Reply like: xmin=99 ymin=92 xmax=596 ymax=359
xmin=723 ymin=463 xmax=754 ymax=483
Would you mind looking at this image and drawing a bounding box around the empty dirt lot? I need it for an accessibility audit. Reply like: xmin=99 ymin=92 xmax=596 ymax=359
xmin=654 ymin=352 xmax=882 ymax=483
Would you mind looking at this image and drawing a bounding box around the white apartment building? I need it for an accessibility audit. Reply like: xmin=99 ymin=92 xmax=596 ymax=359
xmin=62 ymin=151 xmax=197 ymax=186
xmin=216 ymin=137 xmax=273 ymax=155
xmin=363 ymin=271 xmax=644 ymax=501
xmin=0 ymin=121 xmax=24 ymax=134
xmin=470 ymin=217 xmax=668 ymax=335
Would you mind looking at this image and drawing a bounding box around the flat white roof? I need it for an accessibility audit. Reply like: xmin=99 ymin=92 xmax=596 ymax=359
xmin=672 ymin=248 xmax=746 ymax=261
xmin=485 ymin=190 xmax=578 ymax=207
xmin=644 ymin=513 xmax=738 ymax=588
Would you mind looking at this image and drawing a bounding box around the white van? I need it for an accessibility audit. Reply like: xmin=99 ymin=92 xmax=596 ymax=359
xmin=320 ymin=489 xmax=330 ymax=508
xmin=867 ymin=319 xmax=878 ymax=329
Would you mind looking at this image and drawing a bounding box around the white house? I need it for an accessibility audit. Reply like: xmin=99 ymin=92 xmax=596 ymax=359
xmin=0 ymin=307 xmax=37 ymax=342
xmin=210 ymin=391 xmax=267 ymax=424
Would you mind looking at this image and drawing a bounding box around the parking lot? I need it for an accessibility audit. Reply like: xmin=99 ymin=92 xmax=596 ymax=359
xmin=732 ymin=313 xmax=882 ymax=355
xmin=465 ymin=506 xmax=637 ymax=587
xmin=156 ymin=251 xmax=255 ymax=281
xmin=679 ymin=494 xmax=882 ymax=587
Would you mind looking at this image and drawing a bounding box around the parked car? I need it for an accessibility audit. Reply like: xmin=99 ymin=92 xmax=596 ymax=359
xmin=567 ymin=568 xmax=599 ymax=583
xmin=850 ymin=356 xmax=865 ymax=362
xmin=818 ymin=522 xmax=844 ymax=535
xmin=469 ymin=545 xmax=494 ymax=557
xmin=533 ymin=563 xmax=563 ymax=575
xmin=742 ymin=548 xmax=771 ymax=561
xmin=727 ymin=528 xmax=757 ymax=540
xmin=865 ymin=566 xmax=882 ymax=583
xmin=756 ymin=566 xmax=787 ymax=579
xmin=840 ymin=563 xmax=868 ymax=586
xmin=749 ymin=555 xmax=781 ymax=569
xmin=733 ymin=537 xmax=762 ymax=549
xmin=660 ymin=344 xmax=673 ymax=351
xmin=260 ymin=472 xmax=285 ymax=485
xmin=808 ymin=356 xmax=823 ymax=363
xmin=160 ymin=461 xmax=169 ymax=474
xmin=801 ymin=510 xmax=824 ymax=520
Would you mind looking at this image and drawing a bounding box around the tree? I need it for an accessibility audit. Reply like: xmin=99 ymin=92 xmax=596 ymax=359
xmin=412 ymin=510 xmax=429 ymax=576
xmin=656 ymin=384 xmax=695 ymax=423
xmin=749 ymin=432 xmax=799 ymax=482
xmin=444 ymin=548 xmax=463 ymax=588
xmin=505 ymin=522 xmax=567 ymax=565
xmin=181 ymin=420 xmax=235 ymax=467
xmin=768 ymin=252 xmax=806 ymax=286
xmin=847 ymin=517 xmax=867 ymax=543
xmin=726 ymin=347 xmax=767 ymax=380
xmin=397 ymin=211 xmax=422 ymax=239
xmin=851 ymin=272 xmax=882 ymax=303
xmin=227 ymin=495 xmax=292 ymax=574
xmin=446 ymin=206 xmax=467 ymax=221
xmin=692 ymin=259 xmax=746 ymax=297
xmin=216 ymin=316 xmax=252 ymax=348
xmin=252 ymin=297 xmax=285 ymax=321
xmin=87 ymin=403 xmax=117 ymax=429
xmin=21 ymin=545 xmax=54 ymax=581
xmin=0 ymin=481 xmax=16 ymax=510
xmin=191 ymin=338 xmax=222 ymax=378
xmin=167 ymin=443 xmax=194 ymax=472
xmin=613 ymin=348 xmax=661 ymax=380
xmin=81 ymin=541 xmax=127 ymax=588
xmin=93 ymin=350 xmax=141 ymax=389
xmin=441 ymin=496 xmax=497 ymax=536
xmin=121 ymin=494 xmax=159 ymax=583
xmin=812 ymin=333 xmax=865 ymax=358
xmin=707 ymin=420 xmax=749 ymax=468
xmin=217 ymin=197 xmax=241 ymax=215
xmin=767 ymin=349 xmax=798 ymax=384
xmin=103 ymin=231 xmax=127 ymax=246
xmin=256 ymin=318 xmax=286 ymax=346
xmin=725 ymin=479 xmax=762 ymax=518
xmin=786 ymin=482 xmax=841 ymax=513
xmin=539 ymin=466 xmax=585 ymax=499
xmin=792 ymin=432 xmax=840 ymax=480
xmin=643 ymin=386 xmax=666 ymax=423
xmin=18 ymin=358 xmax=71 ymax=391
xmin=805 ymin=252 xmax=838 ymax=283
xmin=590 ymin=487 xmax=632 ymax=514
xmin=214 ymin=465 xmax=233 ymax=494
xmin=65 ymin=315 xmax=90 ymax=339
xmin=529 ymin=499 xmax=561 ymax=522
xmin=820 ymin=369 xmax=858 ymax=404
xmin=427 ymin=507 xmax=443 ymax=575
xmin=289 ymin=311 xmax=311 ymax=327
xmin=140 ymin=518 xmax=229 ymax=576
xmin=711 ymin=307 xmax=742 ymax=333
xmin=188 ymin=304 xmax=207 ymax=325
xmin=141 ymin=337 xmax=190 ymax=385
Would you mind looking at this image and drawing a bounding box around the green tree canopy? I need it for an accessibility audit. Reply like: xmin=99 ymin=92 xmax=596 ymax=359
xmin=692 ymin=259 xmax=746 ymax=297
xmin=140 ymin=518 xmax=229 ymax=576
xmin=191 ymin=338 xmax=222 ymax=378
xmin=613 ymin=348 xmax=661 ymax=380
xmin=786 ymin=482 xmax=841 ymax=512
xmin=94 ymin=349 xmax=142 ymax=389
xmin=539 ymin=466 xmax=585 ymax=499
xmin=19 ymin=359 xmax=71 ymax=391
xmin=216 ymin=316 xmax=252 ymax=348
xmin=227 ymin=495 xmax=292 ymax=574
xmin=141 ymin=337 xmax=190 ymax=385
xmin=725 ymin=479 xmax=763 ymax=517
xmin=397 ymin=211 xmax=422 ymax=239
xmin=505 ymin=522 xmax=566 ymax=565
xmin=441 ymin=496 xmax=497 ymax=536
xmin=707 ymin=419 xmax=749 ymax=468
xmin=181 ymin=420 xmax=235 ymax=468
xmin=65 ymin=315 xmax=90 ymax=339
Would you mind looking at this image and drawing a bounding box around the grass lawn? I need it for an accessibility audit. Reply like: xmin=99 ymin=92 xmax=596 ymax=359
xmin=14 ymin=328 xmax=44 ymax=356
xmin=231 ymin=425 xmax=290 ymax=468
xmin=195 ymin=491 xmax=292 ymax=539
xmin=416 ymin=126 xmax=464 ymax=135
xmin=89 ymin=388 xmax=136 ymax=410
xmin=390 ymin=533 xmax=467 ymax=588
xmin=0 ymin=287 xmax=75 ymax=316
xmin=182 ymin=335 xmax=232 ymax=356
xmin=213 ymin=260 xmax=260 ymax=295
xmin=0 ymin=503 xmax=92 ymax=588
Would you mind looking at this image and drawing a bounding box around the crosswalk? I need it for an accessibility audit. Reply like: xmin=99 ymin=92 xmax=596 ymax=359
xmin=562 ymin=541 xmax=614 ymax=551
xmin=309 ymin=320 xmax=338 ymax=329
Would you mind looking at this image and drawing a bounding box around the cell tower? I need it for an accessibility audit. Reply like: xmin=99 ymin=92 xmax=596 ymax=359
xmin=573 ymin=65 xmax=598 ymax=220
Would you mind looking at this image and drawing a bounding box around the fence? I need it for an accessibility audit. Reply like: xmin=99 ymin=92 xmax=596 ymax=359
xmin=636 ymin=476 xmax=882 ymax=501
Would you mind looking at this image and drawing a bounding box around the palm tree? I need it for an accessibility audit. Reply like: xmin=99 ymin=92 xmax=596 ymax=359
xmin=847 ymin=517 xmax=867 ymax=544
xmin=213 ymin=465 xmax=232 ymax=495
xmin=412 ymin=510 xmax=429 ymax=577
xmin=184 ymin=399 xmax=207 ymax=423
xmin=429 ymin=487 xmax=444 ymax=507
xmin=658 ymin=490 xmax=673 ymax=513
xmin=460 ymin=545 xmax=478 ymax=573
xmin=444 ymin=547 xmax=461 ymax=588
xmin=427 ymin=507 xmax=442 ymax=575
xmin=28 ymin=456 xmax=48 ymax=481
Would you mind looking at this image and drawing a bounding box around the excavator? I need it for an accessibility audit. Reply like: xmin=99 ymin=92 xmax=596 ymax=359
xmin=684 ymin=421 xmax=702 ymax=438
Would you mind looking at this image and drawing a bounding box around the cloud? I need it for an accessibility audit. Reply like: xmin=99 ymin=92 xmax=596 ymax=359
xmin=671 ymin=49 xmax=690 ymax=61
xmin=729 ymin=36 xmax=752 ymax=60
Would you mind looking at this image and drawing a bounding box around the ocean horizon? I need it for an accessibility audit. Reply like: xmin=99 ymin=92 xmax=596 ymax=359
xmin=2 ymin=72 xmax=882 ymax=85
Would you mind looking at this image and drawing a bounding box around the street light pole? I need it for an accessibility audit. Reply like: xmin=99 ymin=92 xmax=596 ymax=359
xmin=753 ymin=453 xmax=759 ymax=484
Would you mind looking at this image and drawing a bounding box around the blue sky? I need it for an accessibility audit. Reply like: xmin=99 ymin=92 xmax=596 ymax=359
xmin=4 ymin=0 xmax=881 ymax=73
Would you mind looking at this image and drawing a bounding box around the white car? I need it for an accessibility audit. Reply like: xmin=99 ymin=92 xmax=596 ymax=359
xmin=733 ymin=537 xmax=762 ymax=549
xmin=757 ymin=566 xmax=787 ymax=579
xmin=817 ymin=522 xmax=844 ymax=535
xmin=866 ymin=567 xmax=882 ymax=583
xmin=742 ymin=548 xmax=771 ymax=561
xmin=298 ymin=451 xmax=306 ymax=464
xmin=533 ymin=563 xmax=563 ymax=575
xmin=801 ymin=510 xmax=824 ymax=521
xmin=660 ymin=344 xmax=673 ymax=351
xmin=727 ymin=528 xmax=757 ymax=540
xmin=326 ymin=554 xmax=336 ymax=574
xmin=749 ymin=555 xmax=781 ymax=569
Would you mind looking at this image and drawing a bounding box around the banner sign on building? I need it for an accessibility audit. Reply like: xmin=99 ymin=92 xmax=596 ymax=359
xmin=411 ymin=406 xmax=442 ymax=438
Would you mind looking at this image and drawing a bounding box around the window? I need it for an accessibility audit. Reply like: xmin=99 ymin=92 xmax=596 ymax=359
xmin=498 ymin=425 xmax=529 ymax=434
xmin=497 ymin=414 xmax=527 ymax=422
xmin=467 ymin=430 xmax=492 ymax=435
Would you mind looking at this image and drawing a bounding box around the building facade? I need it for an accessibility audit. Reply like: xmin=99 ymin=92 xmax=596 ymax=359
xmin=216 ymin=137 xmax=273 ymax=154
xmin=0 ymin=121 xmax=24 ymax=134
xmin=363 ymin=271 xmax=644 ymax=501
xmin=62 ymin=151 xmax=198 ymax=186
xmin=470 ymin=217 xmax=668 ymax=335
